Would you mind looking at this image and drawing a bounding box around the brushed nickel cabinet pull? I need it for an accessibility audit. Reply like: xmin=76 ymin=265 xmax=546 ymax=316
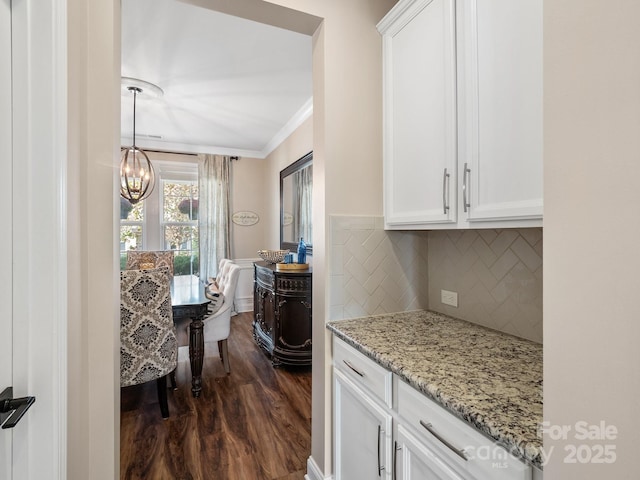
xmin=343 ymin=359 xmax=365 ymax=377
xmin=462 ymin=163 xmax=471 ymax=213
xmin=442 ymin=168 xmax=450 ymax=214
xmin=420 ymin=420 xmax=468 ymax=461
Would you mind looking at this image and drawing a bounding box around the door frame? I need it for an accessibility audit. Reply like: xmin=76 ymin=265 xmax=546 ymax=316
xmin=1 ymin=0 xmax=14 ymax=473
xmin=8 ymin=0 xmax=68 ymax=477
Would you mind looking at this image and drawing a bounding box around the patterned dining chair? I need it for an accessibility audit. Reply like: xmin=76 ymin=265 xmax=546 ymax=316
xmin=125 ymin=250 xmax=175 ymax=279
xmin=120 ymin=266 xmax=177 ymax=418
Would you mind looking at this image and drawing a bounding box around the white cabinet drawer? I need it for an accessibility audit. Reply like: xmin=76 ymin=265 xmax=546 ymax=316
xmin=397 ymin=379 xmax=531 ymax=480
xmin=333 ymin=337 xmax=393 ymax=408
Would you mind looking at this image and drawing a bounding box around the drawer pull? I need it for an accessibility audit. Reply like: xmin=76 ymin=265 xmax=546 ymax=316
xmin=343 ymin=360 xmax=365 ymax=377
xmin=419 ymin=420 xmax=468 ymax=461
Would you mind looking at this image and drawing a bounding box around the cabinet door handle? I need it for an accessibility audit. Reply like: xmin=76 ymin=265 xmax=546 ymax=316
xmin=378 ymin=425 xmax=385 ymax=476
xmin=393 ymin=440 xmax=400 ymax=480
xmin=442 ymin=168 xmax=450 ymax=214
xmin=462 ymin=163 xmax=471 ymax=213
xmin=419 ymin=420 xmax=468 ymax=461
xmin=343 ymin=360 xmax=365 ymax=377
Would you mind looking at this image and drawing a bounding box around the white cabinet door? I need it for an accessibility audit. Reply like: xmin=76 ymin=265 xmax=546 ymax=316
xmin=396 ymin=425 xmax=466 ymax=480
xmin=334 ymin=369 xmax=393 ymax=480
xmin=380 ymin=0 xmax=457 ymax=226
xmin=457 ymin=0 xmax=543 ymax=223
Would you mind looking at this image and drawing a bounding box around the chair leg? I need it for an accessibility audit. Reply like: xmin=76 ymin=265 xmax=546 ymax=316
xmin=218 ymin=339 xmax=231 ymax=374
xmin=169 ymin=369 xmax=177 ymax=390
xmin=156 ymin=375 xmax=170 ymax=419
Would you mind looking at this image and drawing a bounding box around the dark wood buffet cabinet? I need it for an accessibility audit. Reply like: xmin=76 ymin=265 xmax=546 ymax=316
xmin=253 ymin=261 xmax=312 ymax=366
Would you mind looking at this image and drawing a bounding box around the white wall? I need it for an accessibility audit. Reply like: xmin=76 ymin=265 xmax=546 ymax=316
xmin=544 ymin=1 xmax=640 ymax=477
xmin=230 ymin=156 xmax=270 ymax=259
xmin=67 ymin=0 xmax=121 ymax=478
xmin=262 ymin=3 xmax=396 ymax=475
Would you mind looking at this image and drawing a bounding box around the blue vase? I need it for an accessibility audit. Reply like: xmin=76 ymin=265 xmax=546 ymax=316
xmin=297 ymin=237 xmax=307 ymax=264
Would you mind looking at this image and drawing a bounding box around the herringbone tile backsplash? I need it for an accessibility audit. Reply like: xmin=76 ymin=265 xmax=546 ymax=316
xmin=328 ymin=215 xmax=542 ymax=343
xmin=329 ymin=216 xmax=429 ymax=320
xmin=428 ymin=229 xmax=542 ymax=343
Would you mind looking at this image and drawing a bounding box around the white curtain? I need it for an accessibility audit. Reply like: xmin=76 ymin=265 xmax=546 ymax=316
xmin=198 ymin=154 xmax=231 ymax=280
xmin=292 ymin=164 xmax=312 ymax=245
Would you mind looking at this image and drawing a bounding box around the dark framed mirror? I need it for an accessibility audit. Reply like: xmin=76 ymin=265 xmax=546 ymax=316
xmin=280 ymin=151 xmax=313 ymax=255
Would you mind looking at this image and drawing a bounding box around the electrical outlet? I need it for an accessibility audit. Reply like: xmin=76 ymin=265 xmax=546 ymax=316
xmin=441 ymin=289 xmax=458 ymax=307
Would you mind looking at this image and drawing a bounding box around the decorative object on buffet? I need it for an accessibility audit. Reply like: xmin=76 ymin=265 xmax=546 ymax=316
xmin=276 ymin=262 xmax=309 ymax=271
xmin=275 ymin=238 xmax=309 ymax=271
xmin=120 ymin=77 xmax=163 ymax=204
xmin=232 ymin=211 xmax=260 ymax=226
xmin=297 ymin=237 xmax=307 ymax=265
xmin=257 ymin=249 xmax=289 ymax=264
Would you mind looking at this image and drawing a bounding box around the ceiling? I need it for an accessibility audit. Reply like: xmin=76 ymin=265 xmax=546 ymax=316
xmin=120 ymin=0 xmax=313 ymax=159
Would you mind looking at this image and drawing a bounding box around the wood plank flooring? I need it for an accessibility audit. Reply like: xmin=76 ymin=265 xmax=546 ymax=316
xmin=120 ymin=312 xmax=312 ymax=480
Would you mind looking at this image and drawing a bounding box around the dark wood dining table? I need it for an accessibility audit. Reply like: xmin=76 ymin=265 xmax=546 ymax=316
xmin=170 ymin=275 xmax=210 ymax=398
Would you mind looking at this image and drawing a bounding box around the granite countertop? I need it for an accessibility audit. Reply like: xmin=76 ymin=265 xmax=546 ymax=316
xmin=327 ymin=310 xmax=543 ymax=469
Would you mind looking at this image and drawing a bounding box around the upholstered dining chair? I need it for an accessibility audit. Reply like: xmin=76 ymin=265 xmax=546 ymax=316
xmin=120 ymin=266 xmax=177 ymax=418
xmin=206 ymin=257 xmax=233 ymax=287
xmin=203 ymin=263 xmax=241 ymax=374
xmin=125 ymin=250 xmax=175 ymax=279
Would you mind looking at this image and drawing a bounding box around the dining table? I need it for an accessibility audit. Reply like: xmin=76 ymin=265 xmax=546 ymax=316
xmin=170 ymin=274 xmax=210 ymax=398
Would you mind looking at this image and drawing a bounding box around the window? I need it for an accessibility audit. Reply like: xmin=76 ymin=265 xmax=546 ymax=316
xmin=120 ymin=160 xmax=199 ymax=276
xmin=162 ymin=180 xmax=199 ymax=275
xmin=120 ymin=198 xmax=144 ymax=269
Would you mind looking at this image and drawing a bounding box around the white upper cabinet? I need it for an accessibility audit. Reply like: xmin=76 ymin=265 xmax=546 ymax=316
xmin=379 ymin=0 xmax=458 ymax=226
xmin=458 ymin=0 xmax=543 ymax=224
xmin=378 ymin=0 xmax=543 ymax=229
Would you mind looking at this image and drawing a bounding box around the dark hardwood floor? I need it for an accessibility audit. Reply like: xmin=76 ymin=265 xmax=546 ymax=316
xmin=120 ymin=312 xmax=312 ymax=480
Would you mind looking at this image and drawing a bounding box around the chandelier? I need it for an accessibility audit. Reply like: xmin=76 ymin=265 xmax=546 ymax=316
xmin=120 ymin=78 xmax=163 ymax=204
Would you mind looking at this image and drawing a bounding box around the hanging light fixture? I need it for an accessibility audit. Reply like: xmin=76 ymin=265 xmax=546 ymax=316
xmin=120 ymin=78 xmax=163 ymax=204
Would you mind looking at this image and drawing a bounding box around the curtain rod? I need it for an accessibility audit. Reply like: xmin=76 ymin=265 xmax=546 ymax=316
xmin=144 ymin=148 xmax=239 ymax=161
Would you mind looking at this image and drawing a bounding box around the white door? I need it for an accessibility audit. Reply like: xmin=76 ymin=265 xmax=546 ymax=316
xmin=1 ymin=0 xmax=65 ymax=478
xmin=380 ymin=0 xmax=457 ymax=227
xmin=334 ymin=369 xmax=393 ymax=479
xmin=0 ymin=0 xmax=14 ymax=477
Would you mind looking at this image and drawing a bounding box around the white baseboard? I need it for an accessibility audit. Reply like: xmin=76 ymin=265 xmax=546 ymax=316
xmin=305 ymin=456 xmax=331 ymax=480
xmin=234 ymin=295 xmax=253 ymax=313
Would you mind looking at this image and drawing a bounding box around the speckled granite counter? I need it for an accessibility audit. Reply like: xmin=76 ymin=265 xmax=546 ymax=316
xmin=327 ymin=310 xmax=543 ymax=469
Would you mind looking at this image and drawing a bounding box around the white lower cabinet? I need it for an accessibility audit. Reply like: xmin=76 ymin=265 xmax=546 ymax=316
xmin=396 ymin=379 xmax=531 ymax=480
xmin=333 ymin=337 xmax=536 ymax=480
xmin=396 ymin=424 xmax=465 ymax=479
xmin=334 ymin=369 xmax=393 ymax=479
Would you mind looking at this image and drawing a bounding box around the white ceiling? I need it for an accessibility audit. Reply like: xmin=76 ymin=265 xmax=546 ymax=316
xmin=120 ymin=0 xmax=313 ymax=159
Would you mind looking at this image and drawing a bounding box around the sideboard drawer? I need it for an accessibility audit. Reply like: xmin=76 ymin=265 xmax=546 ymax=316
xmin=255 ymin=265 xmax=275 ymax=289
xmin=333 ymin=337 xmax=392 ymax=408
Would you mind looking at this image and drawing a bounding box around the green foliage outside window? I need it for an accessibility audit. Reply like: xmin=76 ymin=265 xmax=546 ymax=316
xmin=119 ymin=177 xmax=200 ymax=275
